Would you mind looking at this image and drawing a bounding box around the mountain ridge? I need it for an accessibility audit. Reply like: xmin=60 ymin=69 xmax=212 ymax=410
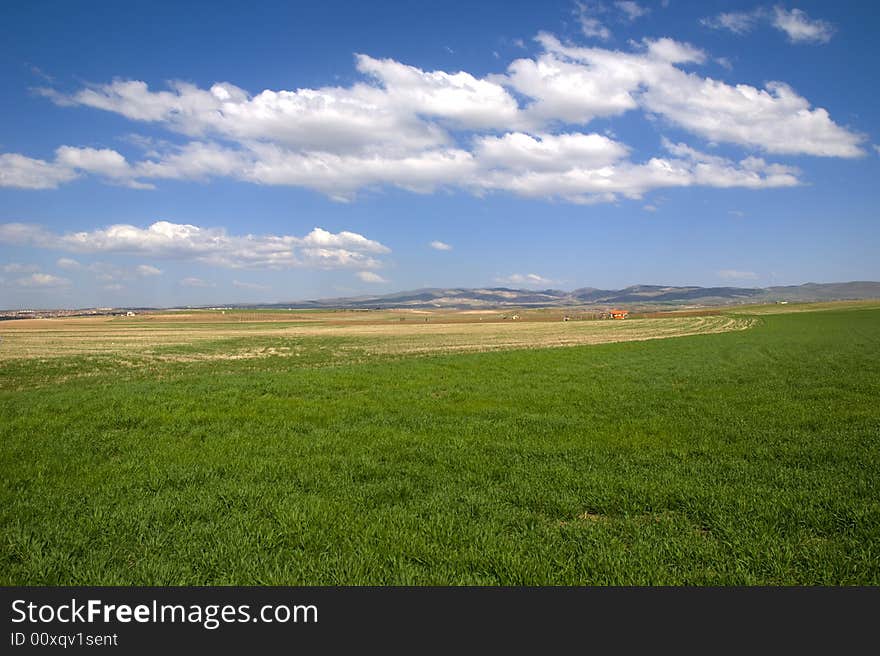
xmin=234 ymin=281 xmax=880 ymax=310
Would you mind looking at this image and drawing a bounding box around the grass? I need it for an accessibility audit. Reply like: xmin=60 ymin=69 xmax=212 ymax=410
xmin=1 ymin=305 xmax=878 ymax=584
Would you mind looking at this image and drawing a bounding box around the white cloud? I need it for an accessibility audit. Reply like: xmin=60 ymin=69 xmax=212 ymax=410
xmin=1 ymin=263 xmax=40 ymax=273
xmin=180 ymin=277 xmax=214 ymax=288
xmin=241 ymin=143 xmax=477 ymax=199
xmin=15 ymin=272 xmax=71 ymax=287
xmin=718 ymin=269 xmax=759 ymax=281
xmin=356 ymin=271 xmax=389 ymax=283
xmin=56 ymin=257 xmax=81 ymax=269
xmin=42 ymin=77 xmax=445 ymax=157
xmin=573 ymin=1 xmax=648 ymax=41
xmin=578 ymin=17 xmax=611 ymax=41
xmin=503 ymin=41 xmax=642 ymax=125
xmin=574 ymin=2 xmax=612 ymax=41
xmin=0 ymin=221 xmax=391 ymax=271
xmin=429 ymin=240 xmax=452 ymax=251
xmin=355 ymin=54 xmax=522 ymax=130
xmin=135 ymin=264 xmax=162 ymax=276
xmin=495 ymin=273 xmax=554 ymax=287
xmin=472 ymin=138 xmax=799 ymax=204
xmin=0 ymin=147 xmax=152 ymax=190
xmin=133 ymin=141 xmax=247 ymax=182
xmin=644 ymin=77 xmax=861 ymax=157
xmin=529 ymin=34 xmax=862 ymax=158
xmin=56 ymin=146 xmax=131 ymax=180
xmin=474 ymin=132 xmax=629 ymax=172
xmin=615 ymin=1 xmax=648 ymax=21
xmin=643 ymin=204 xmax=657 ymax=212
xmin=772 ymin=7 xmax=834 ymax=44
xmin=0 ymin=153 xmax=79 ymax=189
xmin=700 ymin=11 xmax=759 ymax=35
xmin=104 ymin=283 xmax=124 ymax=291
xmin=642 ymin=37 xmax=706 ymax=64
xmin=232 ymin=280 xmax=270 ymax=290
xmin=13 ymin=29 xmax=862 ymax=202
xmin=702 ymin=7 xmax=835 ymax=45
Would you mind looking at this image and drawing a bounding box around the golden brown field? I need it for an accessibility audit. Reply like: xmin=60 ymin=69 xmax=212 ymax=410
xmin=0 ymin=308 xmax=754 ymax=363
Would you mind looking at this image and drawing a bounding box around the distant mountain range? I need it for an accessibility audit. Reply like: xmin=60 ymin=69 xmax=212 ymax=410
xmin=235 ymin=281 xmax=880 ymax=310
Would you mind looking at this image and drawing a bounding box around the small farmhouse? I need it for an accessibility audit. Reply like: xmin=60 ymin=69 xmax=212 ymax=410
xmin=609 ymin=309 xmax=629 ymax=320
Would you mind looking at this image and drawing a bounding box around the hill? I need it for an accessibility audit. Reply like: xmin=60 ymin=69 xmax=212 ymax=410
xmin=244 ymin=281 xmax=880 ymax=310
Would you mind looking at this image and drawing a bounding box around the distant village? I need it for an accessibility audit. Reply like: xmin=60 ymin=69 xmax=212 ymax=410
xmin=0 ymin=308 xmax=139 ymax=321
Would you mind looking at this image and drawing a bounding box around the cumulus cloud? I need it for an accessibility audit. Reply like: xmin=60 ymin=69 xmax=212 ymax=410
xmin=473 ymin=137 xmax=799 ymax=204
xmin=528 ymin=34 xmax=862 ymax=157
xmin=474 ymin=132 xmax=629 ymax=171
xmin=12 ymin=27 xmax=862 ymax=202
xmin=135 ymin=264 xmax=162 ymax=276
xmin=772 ymin=7 xmax=834 ymax=43
xmin=241 ymin=143 xmax=477 ymax=199
xmin=0 ymin=153 xmax=79 ymax=189
xmin=718 ymin=269 xmax=759 ymax=280
xmin=355 ymin=54 xmax=522 ymax=130
xmin=0 ymin=147 xmax=152 ymax=190
xmin=429 ymin=240 xmax=452 ymax=251
xmin=502 ymin=41 xmax=640 ymax=125
xmin=39 ymin=77 xmax=446 ymax=156
xmin=356 ymin=271 xmax=389 ymax=283
xmin=56 ymin=146 xmax=131 ymax=179
xmin=14 ymin=272 xmax=71 ymax=287
xmin=56 ymin=257 xmax=81 ymax=269
xmin=0 ymin=221 xmax=391 ymax=271
xmin=495 ymin=273 xmax=554 ymax=287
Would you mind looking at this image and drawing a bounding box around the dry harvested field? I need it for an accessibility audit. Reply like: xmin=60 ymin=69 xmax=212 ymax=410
xmin=0 ymin=309 xmax=754 ymax=363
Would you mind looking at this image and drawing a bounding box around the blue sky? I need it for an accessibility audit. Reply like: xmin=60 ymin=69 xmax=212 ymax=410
xmin=1 ymin=0 xmax=878 ymax=309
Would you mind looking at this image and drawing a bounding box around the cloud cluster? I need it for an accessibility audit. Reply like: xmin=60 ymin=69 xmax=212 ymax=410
xmin=0 ymin=221 xmax=391 ymax=271
xmin=2 ymin=25 xmax=863 ymax=204
xmin=702 ymin=6 xmax=835 ymax=44
xmin=356 ymin=271 xmax=389 ymax=283
xmin=771 ymin=7 xmax=835 ymax=44
xmin=10 ymin=272 xmax=71 ymax=288
xmin=0 ymin=147 xmax=152 ymax=190
xmin=495 ymin=273 xmax=555 ymax=287
xmin=573 ymin=1 xmax=650 ymax=41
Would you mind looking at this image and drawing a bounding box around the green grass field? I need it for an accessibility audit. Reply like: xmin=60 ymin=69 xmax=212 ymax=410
xmin=1 ymin=305 xmax=878 ymax=584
